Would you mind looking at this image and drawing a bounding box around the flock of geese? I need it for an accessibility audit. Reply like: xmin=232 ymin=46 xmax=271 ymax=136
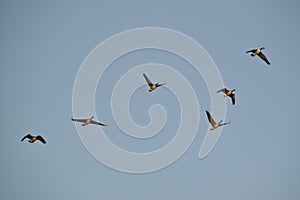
xmin=21 ymin=47 xmax=270 ymax=144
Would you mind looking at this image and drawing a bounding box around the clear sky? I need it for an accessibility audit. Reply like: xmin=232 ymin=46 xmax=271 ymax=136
xmin=1 ymin=0 xmax=300 ymax=199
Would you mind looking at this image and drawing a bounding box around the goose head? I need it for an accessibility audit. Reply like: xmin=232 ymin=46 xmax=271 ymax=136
xmin=260 ymin=47 xmax=265 ymax=50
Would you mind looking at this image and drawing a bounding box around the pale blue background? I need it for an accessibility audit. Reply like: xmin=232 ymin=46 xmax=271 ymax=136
xmin=1 ymin=0 xmax=300 ymax=199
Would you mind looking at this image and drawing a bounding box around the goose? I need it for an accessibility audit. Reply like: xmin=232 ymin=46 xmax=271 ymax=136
xmin=143 ymin=73 xmax=166 ymax=92
xmin=217 ymin=88 xmax=236 ymax=105
xmin=71 ymin=116 xmax=107 ymax=126
xmin=21 ymin=134 xmax=46 ymax=144
xmin=206 ymin=111 xmax=230 ymax=131
xmin=246 ymin=47 xmax=270 ymax=65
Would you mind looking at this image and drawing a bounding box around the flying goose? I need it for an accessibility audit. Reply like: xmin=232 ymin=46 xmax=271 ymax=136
xmin=246 ymin=47 xmax=270 ymax=65
xmin=21 ymin=134 xmax=46 ymax=144
xmin=143 ymin=73 xmax=166 ymax=92
xmin=71 ymin=116 xmax=107 ymax=126
xmin=217 ymin=88 xmax=236 ymax=105
xmin=206 ymin=111 xmax=230 ymax=131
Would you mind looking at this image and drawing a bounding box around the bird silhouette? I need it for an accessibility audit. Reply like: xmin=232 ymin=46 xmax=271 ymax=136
xmin=246 ymin=47 xmax=270 ymax=65
xmin=71 ymin=116 xmax=107 ymax=126
xmin=206 ymin=111 xmax=230 ymax=131
xmin=217 ymin=88 xmax=236 ymax=105
xmin=21 ymin=134 xmax=46 ymax=144
xmin=143 ymin=73 xmax=166 ymax=92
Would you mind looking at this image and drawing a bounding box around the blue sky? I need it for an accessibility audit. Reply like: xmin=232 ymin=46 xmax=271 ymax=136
xmin=1 ymin=0 xmax=300 ymax=199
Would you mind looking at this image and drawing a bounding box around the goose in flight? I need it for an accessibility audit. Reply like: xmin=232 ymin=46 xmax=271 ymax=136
xmin=143 ymin=73 xmax=166 ymax=92
xmin=21 ymin=134 xmax=46 ymax=144
xmin=206 ymin=111 xmax=230 ymax=131
xmin=217 ymin=88 xmax=236 ymax=105
xmin=246 ymin=47 xmax=270 ymax=65
xmin=71 ymin=116 xmax=107 ymax=126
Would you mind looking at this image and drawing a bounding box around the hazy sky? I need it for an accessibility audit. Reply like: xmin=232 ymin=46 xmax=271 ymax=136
xmin=1 ymin=0 xmax=300 ymax=199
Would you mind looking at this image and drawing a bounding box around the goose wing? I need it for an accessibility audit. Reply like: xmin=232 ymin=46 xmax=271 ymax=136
xmin=206 ymin=111 xmax=217 ymax=126
xmin=222 ymin=121 xmax=231 ymax=126
xmin=90 ymin=120 xmax=107 ymax=126
xmin=217 ymin=88 xmax=227 ymax=94
xmin=21 ymin=134 xmax=33 ymax=142
xmin=143 ymin=73 xmax=153 ymax=87
xmin=71 ymin=118 xmax=87 ymax=123
xmin=258 ymin=52 xmax=270 ymax=65
xmin=36 ymin=135 xmax=46 ymax=144
xmin=230 ymin=93 xmax=236 ymax=105
xmin=157 ymin=83 xmax=166 ymax=87
xmin=246 ymin=49 xmax=257 ymax=53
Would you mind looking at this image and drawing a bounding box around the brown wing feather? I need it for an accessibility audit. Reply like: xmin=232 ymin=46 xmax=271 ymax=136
xmin=157 ymin=83 xmax=166 ymax=87
xmin=90 ymin=120 xmax=107 ymax=126
xmin=21 ymin=134 xmax=33 ymax=142
xmin=71 ymin=118 xmax=87 ymax=123
xmin=258 ymin=52 xmax=270 ymax=65
xmin=206 ymin=111 xmax=216 ymax=126
xmin=222 ymin=121 xmax=231 ymax=126
xmin=36 ymin=135 xmax=46 ymax=144
xmin=246 ymin=49 xmax=257 ymax=53
xmin=143 ymin=73 xmax=153 ymax=87
xmin=217 ymin=88 xmax=227 ymax=94
xmin=230 ymin=93 xmax=236 ymax=105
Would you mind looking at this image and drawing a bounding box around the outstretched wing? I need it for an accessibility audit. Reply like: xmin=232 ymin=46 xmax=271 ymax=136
xmin=143 ymin=73 xmax=153 ymax=87
xmin=157 ymin=83 xmax=166 ymax=87
xmin=258 ymin=52 xmax=270 ymax=65
xmin=222 ymin=121 xmax=231 ymax=126
xmin=36 ymin=135 xmax=46 ymax=144
xmin=246 ymin=49 xmax=257 ymax=53
xmin=230 ymin=93 xmax=236 ymax=105
xmin=90 ymin=120 xmax=107 ymax=126
xmin=217 ymin=88 xmax=226 ymax=94
xmin=206 ymin=111 xmax=216 ymax=126
xmin=71 ymin=118 xmax=87 ymax=123
xmin=21 ymin=134 xmax=33 ymax=142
